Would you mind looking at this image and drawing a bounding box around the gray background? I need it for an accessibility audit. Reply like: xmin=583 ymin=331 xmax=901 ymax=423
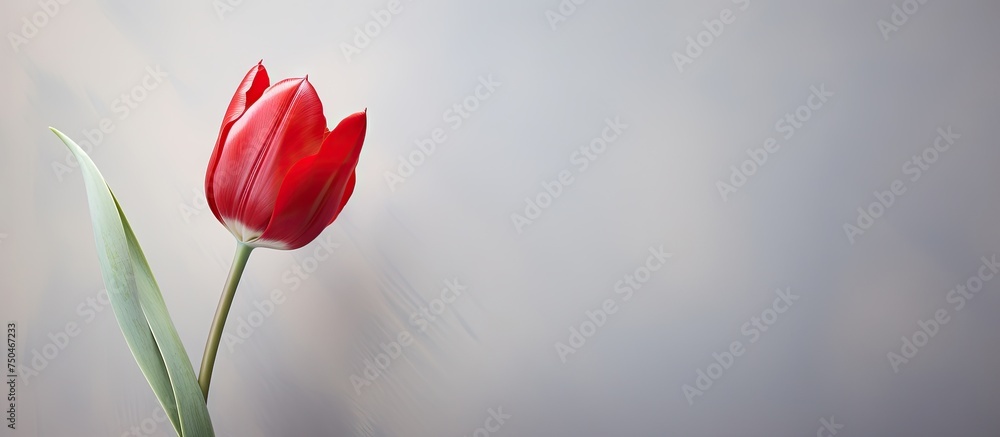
xmin=2 ymin=0 xmax=1000 ymax=436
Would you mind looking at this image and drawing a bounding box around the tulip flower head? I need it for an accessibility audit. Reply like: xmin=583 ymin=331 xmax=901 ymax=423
xmin=205 ymin=61 xmax=366 ymax=250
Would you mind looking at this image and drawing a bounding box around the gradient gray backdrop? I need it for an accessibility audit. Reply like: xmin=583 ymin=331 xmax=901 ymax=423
xmin=2 ymin=0 xmax=1000 ymax=435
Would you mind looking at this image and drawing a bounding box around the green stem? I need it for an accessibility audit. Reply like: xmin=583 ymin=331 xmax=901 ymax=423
xmin=198 ymin=242 xmax=253 ymax=400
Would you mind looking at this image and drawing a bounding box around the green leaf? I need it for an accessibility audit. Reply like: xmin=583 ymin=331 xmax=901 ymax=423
xmin=50 ymin=127 xmax=214 ymax=437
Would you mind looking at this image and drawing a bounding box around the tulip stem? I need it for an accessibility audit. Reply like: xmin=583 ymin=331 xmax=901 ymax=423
xmin=198 ymin=242 xmax=254 ymax=400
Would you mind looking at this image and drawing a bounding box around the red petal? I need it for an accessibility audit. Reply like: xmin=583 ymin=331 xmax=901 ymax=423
xmin=205 ymin=61 xmax=269 ymax=224
xmin=331 ymin=170 xmax=356 ymax=226
xmin=257 ymin=111 xmax=366 ymax=249
xmin=212 ymin=77 xmax=327 ymax=240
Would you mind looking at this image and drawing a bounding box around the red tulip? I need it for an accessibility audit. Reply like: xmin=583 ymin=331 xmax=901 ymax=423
xmin=205 ymin=61 xmax=366 ymax=250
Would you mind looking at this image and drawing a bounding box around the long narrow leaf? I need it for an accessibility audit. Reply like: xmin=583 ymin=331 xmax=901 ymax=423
xmin=51 ymin=127 xmax=214 ymax=437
